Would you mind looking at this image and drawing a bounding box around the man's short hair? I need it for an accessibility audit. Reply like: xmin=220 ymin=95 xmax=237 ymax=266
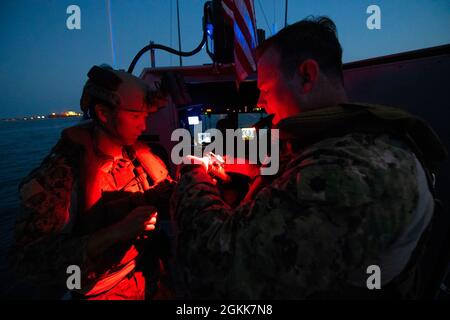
xmin=257 ymin=16 xmax=343 ymax=82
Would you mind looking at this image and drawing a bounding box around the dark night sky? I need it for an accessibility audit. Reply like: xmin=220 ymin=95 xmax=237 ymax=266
xmin=0 ymin=0 xmax=449 ymax=118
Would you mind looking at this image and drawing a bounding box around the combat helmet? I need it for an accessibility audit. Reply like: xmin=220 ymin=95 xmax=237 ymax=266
xmin=80 ymin=65 xmax=164 ymax=115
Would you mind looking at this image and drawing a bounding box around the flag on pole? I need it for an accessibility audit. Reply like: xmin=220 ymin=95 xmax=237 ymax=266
xmin=222 ymin=0 xmax=258 ymax=85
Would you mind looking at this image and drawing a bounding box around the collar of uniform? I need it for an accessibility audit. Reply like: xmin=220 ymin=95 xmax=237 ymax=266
xmin=277 ymin=103 xmax=448 ymax=170
xmin=92 ymin=135 xmax=137 ymax=173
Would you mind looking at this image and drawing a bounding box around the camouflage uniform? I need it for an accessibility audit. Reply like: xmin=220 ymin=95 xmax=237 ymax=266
xmin=171 ymin=103 xmax=446 ymax=299
xmin=13 ymin=122 xmax=174 ymax=299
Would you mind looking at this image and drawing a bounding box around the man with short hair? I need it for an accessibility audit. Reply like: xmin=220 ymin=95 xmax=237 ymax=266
xmin=171 ymin=17 xmax=447 ymax=299
xmin=14 ymin=65 xmax=174 ymax=299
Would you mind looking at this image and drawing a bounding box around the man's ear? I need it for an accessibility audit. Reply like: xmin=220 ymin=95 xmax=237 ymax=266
xmin=94 ymin=103 xmax=110 ymax=124
xmin=298 ymin=59 xmax=319 ymax=93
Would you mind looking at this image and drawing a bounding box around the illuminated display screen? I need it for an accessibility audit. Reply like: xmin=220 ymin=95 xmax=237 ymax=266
xmin=241 ymin=128 xmax=256 ymax=141
xmin=188 ymin=116 xmax=200 ymax=125
xmin=197 ymin=132 xmax=211 ymax=145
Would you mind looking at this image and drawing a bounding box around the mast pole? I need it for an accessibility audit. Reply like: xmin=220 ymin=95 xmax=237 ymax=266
xmin=284 ymin=0 xmax=288 ymax=28
xmin=176 ymin=0 xmax=183 ymax=66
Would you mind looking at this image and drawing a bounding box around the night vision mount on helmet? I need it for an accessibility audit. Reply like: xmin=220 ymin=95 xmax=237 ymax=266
xmin=80 ymin=65 xmax=166 ymax=114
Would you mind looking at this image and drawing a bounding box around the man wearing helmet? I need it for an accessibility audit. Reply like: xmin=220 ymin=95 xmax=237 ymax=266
xmin=13 ymin=65 xmax=175 ymax=300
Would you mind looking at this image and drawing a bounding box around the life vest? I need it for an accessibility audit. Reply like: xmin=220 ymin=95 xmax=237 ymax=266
xmin=59 ymin=121 xmax=169 ymax=296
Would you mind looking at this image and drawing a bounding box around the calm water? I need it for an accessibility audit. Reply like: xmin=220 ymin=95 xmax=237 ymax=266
xmin=0 ymin=118 xmax=82 ymax=210
xmin=0 ymin=117 xmax=81 ymax=295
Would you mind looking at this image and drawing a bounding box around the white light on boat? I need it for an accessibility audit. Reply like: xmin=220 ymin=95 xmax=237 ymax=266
xmin=188 ymin=116 xmax=200 ymax=125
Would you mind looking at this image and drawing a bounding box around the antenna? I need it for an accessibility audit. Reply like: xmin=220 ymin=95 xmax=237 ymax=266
xmin=284 ymin=0 xmax=288 ymax=28
xmin=128 ymin=2 xmax=211 ymax=73
xmin=272 ymin=0 xmax=276 ymax=35
xmin=256 ymin=0 xmax=272 ymax=36
xmin=106 ymin=0 xmax=117 ymax=68
xmin=176 ymin=0 xmax=183 ymax=66
xmin=170 ymin=0 xmax=173 ymax=66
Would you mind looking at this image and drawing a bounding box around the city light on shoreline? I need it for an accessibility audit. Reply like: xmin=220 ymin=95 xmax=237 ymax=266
xmin=1 ymin=111 xmax=82 ymax=122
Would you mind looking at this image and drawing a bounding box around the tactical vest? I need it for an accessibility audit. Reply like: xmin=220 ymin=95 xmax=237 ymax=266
xmin=275 ymin=103 xmax=448 ymax=299
xmin=59 ymin=121 xmax=169 ymax=296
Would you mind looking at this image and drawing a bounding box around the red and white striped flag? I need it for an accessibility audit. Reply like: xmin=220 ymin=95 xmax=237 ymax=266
xmin=222 ymin=0 xmax=258 ymax=85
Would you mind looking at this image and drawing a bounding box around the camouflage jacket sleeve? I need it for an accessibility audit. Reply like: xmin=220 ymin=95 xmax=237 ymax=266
xmin=171 ymin=133 xmax=419 ymax=299
xmin=12 ymin=148 xmax=91 ymax=288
